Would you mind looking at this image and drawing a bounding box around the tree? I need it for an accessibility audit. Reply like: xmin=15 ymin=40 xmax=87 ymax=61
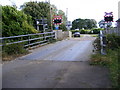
xmin=21 ymin=1 xmax=51 ymax=28
xmin=84 ymin=19 xmax=97 ymax=29
xmin=59 ymin=24 xmax=67 ymax=31
xmin=21 ymin=1 xmax=67 ymax=30
xmin=71 ymin=18 xmax=97 ymax=30
xmin=58 ymin=10 xmax=67 ymax=24
xmin=2 ymin=6 xmax=38 ymax=37
xmin=72 ymin=18 xmax=83 ymax=30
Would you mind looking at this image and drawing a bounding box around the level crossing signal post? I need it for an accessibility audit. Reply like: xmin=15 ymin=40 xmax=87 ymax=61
xmin=100 ymin=12 xmax=114 ymax=55
xmin=53 ymin=15 xmax=62 ymax=30
xmin=104 ymin=12 xmax=113 ymax=22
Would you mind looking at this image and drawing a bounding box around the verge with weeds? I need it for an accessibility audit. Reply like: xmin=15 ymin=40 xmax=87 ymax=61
xmin=90 ymin=34 xmax=120 ymax=88
xmin=2 ymin=43 xmax=29 ymax=61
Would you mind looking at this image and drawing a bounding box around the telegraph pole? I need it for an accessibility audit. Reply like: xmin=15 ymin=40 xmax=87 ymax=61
xmin=48 ymin=0 xmax=53 ymax=31
xmin=66 ymin=8 xmax=68 ymax=30
xmin=66 ymin=8 xmax=68 ymax=22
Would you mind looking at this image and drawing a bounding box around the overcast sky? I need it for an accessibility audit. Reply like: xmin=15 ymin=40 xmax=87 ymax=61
xmin=1 ymin=0 xmax=119 ymax=24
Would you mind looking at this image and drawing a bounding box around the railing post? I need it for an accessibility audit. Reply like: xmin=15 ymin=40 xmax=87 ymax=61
xmin=44 ymin=32 xmax=46 ymax=41
xmin=100 ymin=30 xmax=106 ymax=55
xmin=53 ymin=32 xmax=55 ymax=38
xmin=2 ymin=38 xmax=5 ymax=46
xmin=28 ymin=35 xmax=30 ymax=48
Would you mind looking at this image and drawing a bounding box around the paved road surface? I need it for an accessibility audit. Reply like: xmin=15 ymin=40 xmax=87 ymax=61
xmin=18 ymin=35 xmax=94 ymax=61
xmin=2 ymin=35 xmax=111 ymax=88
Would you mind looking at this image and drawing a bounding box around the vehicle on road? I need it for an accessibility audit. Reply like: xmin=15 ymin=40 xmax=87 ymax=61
xmin=73 ymin=32 xmax=80 ymax=37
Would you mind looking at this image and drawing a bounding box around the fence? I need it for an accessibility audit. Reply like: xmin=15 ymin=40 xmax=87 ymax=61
xmin=100 ymin=27 xmax=120 ymax=55
xmin=0 ymin=32 xmax=55 ymax=48
xmin=102 ymin=28 xmax=120 ymax=36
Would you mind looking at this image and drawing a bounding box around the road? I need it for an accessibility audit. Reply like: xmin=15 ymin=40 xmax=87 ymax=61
xmin=2 ymin=35 xmax=111 ymax=88
xmin=18 ymin=35 xmax=94 ymax=61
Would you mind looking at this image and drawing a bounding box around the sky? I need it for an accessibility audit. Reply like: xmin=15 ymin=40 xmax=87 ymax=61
xmin=0 ymin=0 xmax=120 ymax=25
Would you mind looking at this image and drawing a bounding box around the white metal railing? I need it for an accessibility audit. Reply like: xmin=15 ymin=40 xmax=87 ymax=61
xmin=0 ymin=32 xmax=55 ymax=48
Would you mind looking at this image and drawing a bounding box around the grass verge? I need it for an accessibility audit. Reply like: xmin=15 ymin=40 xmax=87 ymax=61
xmin=90 ymin=34 xmax=98 ymax=37
xmin=2 ymin=44 xmax=29 ymax=61
xmin=90 ymin=48 xmax=120 ymax=88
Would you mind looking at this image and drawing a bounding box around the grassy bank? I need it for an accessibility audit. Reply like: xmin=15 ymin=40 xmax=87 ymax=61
xmin=90 ymin=48 xmax=119 ymax=88
xmin=90 ymin=35 xmax=120 ymax=88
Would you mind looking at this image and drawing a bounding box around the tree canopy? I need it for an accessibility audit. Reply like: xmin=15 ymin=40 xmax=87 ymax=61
xmin=21 ymin=2 xmax=50 ymax=27
xmin=21 ymin=1 xmax=67 ymax=30
xmin=2 ymin=5 xmax=38 ymax=37
xmin=71 ymin=18 xmax=97 ymax=30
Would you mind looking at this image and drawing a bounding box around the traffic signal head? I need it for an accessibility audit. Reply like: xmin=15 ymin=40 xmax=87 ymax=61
xmin=104 ymin=16 xmax=113 ymax=22
xmin=53 ymin=18 xmax=62 ymax=24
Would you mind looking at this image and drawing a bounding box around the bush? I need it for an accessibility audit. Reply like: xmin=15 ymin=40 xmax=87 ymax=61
xmin=80 ymin=30 xmax=85 ymax=34
xmin=59 ymin=24 xmax=67 ymax=31
xmin=2 ymin=43 xmax=29 ymax=61
xmin=92 ymin=28 xmax=104 ymax=34
xmin=2 ymin=43 xmax=27 ymax=55
xmin=71 ymin=29 xmax=103 ymax=34
xmin=106 ymin=34 xmax=120 ymax=49
xmin=90 ymin=34 xmax=120 ymax=88
xmin=2 ymin=6 xmax=38 ymax=37
xmin=70 ymin=30 xmax=80 ymax=34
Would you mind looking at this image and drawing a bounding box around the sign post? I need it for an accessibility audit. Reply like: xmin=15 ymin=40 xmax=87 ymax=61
xmin=100 ymin=12 xmax=114 ymax=55
xmin=53 ymin=15 xmax=62 ymax=30
xmin=35 ymin=18 xmax=48 ymax=32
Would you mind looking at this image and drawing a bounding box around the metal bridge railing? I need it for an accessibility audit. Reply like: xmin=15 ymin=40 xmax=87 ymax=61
xmin=0 ymin=32 xmax=55 ymax=48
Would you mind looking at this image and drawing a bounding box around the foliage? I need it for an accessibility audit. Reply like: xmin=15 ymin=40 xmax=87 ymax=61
xmin=21 ymin=1 xmax=67 ymax=30
xmin=71 ymin=18 xmax=97 ymax=30
xmin=2 ymin=43 xmax=29 ymax=61
xmin=90 ymin=35 xmax=120 ymax=88
xmin=92 ymin=38 xmax=101 ymax=52
xmin=70 ymin=28 xmax=103 ymax=34
xmin=90 ymin=34 xmax=98 ymax=37
xmin=70 ymin=30 xmax=80 ymax=34
xmin=2 ymin=6 xmax=38 ymax=37
xmin=92 ymin=28 xmax=104 ymax=34
xmin=90 ymin=48 xmax=120 ymax=88
xmin=2 ymin=43 xmax=28 ymax=55
xmin=21 ymin=1 xmax=50 ymax=27
xmin=90 ymin=53 xmax=110 ymax=66
xmin=80 ymin=30 xmax=85 ymax=34
xmin=106 ymin=49 xmax=119 ymax=88
xmin=59 ymin=24 xmax=67 ymax=31
xmin=106 ymin=34 xmax=120 ymax=49
xmin=58 ymin=10 xmax=67 ymax=24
